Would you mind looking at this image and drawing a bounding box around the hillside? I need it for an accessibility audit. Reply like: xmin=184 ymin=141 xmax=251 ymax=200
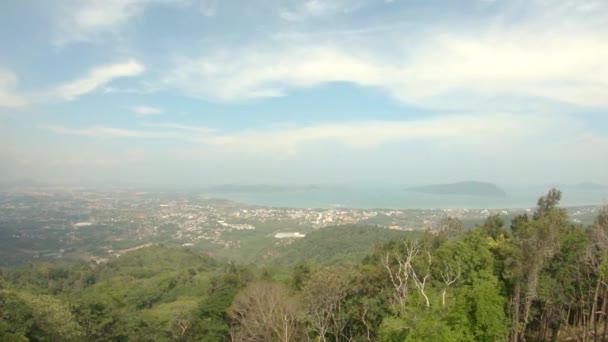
xmin=407 ymin=181 xmax=507 ymax=197
xmin=0 ymin=245 xmax=246 ymax=341
xmin=264 ymin=225 xmax=420 ymax=267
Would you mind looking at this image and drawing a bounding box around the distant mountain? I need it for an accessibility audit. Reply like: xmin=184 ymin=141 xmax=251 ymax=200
xmin=407 ymin=181 xmax=507 ymax=197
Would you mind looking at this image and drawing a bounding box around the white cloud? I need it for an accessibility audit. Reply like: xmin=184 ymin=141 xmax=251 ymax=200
xmin=130 ymin=105 xmax=163 ymax=116
xmin=57 ymin=60 xmax=145 ymax=101
xmin=53 ymin=0 xmax=216 ymax=44
xmin=168 ymin=47 xmax=389 ymax=101
xmin=54 ymin=0 xmax=136 ymax=44
xmin=396 ymin=33 xmax=608 ymax=109
xmin=0 ymin=69 xmax=27 ymax=108
xmin=167 ymin=5 xmax=608 ymax=110
xmin=54 ymin=0 xmax=160 ymax=44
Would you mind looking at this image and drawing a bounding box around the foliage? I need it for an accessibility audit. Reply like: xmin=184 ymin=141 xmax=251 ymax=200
xmin=270 ymin=225 xmax=420 ymax=267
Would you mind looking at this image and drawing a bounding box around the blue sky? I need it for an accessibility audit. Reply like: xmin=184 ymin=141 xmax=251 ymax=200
xmin=1 ymin=0 xmax=607 ymax=186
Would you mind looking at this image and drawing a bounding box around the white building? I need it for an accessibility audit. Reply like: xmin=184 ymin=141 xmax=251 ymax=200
xmin=274 ymin=232 xmax=306 ymax=239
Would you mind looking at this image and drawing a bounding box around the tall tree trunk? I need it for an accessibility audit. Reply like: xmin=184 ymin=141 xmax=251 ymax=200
xmin=602 ymin=289 xmax=608 ymax=342
xmin=583 ymin=303 xmax=589 ymax=342
xmin=520 ymin=265 xmax=542 ymax=342
xmin=536 ymin=310 xmax=547 ymax=341
xmin=512 ymin=283 xmax=521 ymax=342
xmin=592 ymin=280 xmax=600 ymax=342
xmin=520 ymin=294 xmax=533 ymax=341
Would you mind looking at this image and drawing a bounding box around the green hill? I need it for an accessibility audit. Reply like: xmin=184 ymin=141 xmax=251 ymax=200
xmin=0 ymin=245 xmax=248 ymax=341
xmin=265 ymin=225 xmax=420 ymax=267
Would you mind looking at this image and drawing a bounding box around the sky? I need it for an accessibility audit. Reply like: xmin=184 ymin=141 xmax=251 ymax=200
xmin=0 ymin=0 xmax=607 ymax=187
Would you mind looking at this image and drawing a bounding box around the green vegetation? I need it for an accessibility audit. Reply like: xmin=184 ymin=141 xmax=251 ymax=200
xmin=211 ymin=223 xmax=284 ymax=263
xmin=191 ymin=224 xmax=419 ymax=267
xmin=1 ymin=189 xmax=608 ymax=341
xmin=267 ymin=225 xmax=421 ymax=267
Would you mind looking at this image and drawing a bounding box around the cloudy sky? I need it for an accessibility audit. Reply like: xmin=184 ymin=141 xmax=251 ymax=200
xmin=1 ymin=0 xmax=607 ymax=186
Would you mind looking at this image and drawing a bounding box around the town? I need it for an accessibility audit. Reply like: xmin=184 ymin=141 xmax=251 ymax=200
xmin=0 ymin=187 xmax=601 ymax=266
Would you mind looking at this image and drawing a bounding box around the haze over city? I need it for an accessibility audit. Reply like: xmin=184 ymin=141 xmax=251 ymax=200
xmin=1 ymin=0 xmax=607 ymax=186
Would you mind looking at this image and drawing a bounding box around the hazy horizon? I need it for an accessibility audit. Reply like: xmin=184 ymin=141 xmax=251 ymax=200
xmin=3 ymin=177 xmax=607 ymax=189
xmin=3 ymin=178 xmax=606 ymax=210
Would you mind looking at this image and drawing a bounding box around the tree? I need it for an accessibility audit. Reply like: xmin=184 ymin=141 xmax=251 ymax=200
xmin=508 ymin=188 xmax=567 ymax=342
xmin=438 ymin=216 xmax=464 ymax=239
xmin=188 ymin=269 xmax=251 ymax=341
xmin=481 ymin=214 xmax=508 ymax=240
xmin=408 ymin=316 xmax=458 ymax=342
xmin=535 ymin=188 xmax=562 ymax=218
xmin=381 ymin=240 xmax=417 ymax=314
xmin=341 ymin=259 xmax=394 ymax=342
xmin=291 ymin=263 xmax=311 ymax=291
xmin=171 ymin=306 xmax=194 ymax=341
xmin=229 ymin=282 xmax=300 ymax=342
xmin=590 ymin=205 xmax=608 ymax=341
xmin=453 ymin=271 xmax=508 ymax=342
xmin=439 ymin=259 xmax=461 ymax=308
xmin=0 ymin=290 xmax=32 ymax=342
xmin=19 ymin=292 xmax=84 ymax=341
xmin=539 ymin=224 xmax=590 ymax=341
xmin=71 ymin=299 xmax=128 ymax=341
xmin=301 ymin=268 xmax=351 ymax=342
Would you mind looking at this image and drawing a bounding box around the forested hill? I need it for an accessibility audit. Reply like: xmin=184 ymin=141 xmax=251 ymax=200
xmin=0 ymin=246 xmax=230 ymax=341
xmin=1 ymin=189 xmax=608 ymax=341
xmin=265 ymin=225 xmax=421 ymax=267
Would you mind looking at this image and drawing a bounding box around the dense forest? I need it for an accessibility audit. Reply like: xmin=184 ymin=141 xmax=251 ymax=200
xmin=1 ymin=189 xmax=608 ymax=341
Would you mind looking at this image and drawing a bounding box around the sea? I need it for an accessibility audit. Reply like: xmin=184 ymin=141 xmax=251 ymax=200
xmin=202 ymin=185 xmax=608 ymax=210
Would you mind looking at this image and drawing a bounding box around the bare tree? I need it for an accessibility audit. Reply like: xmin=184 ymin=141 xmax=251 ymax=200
xmin=410 ymin=250 xmax=432 ymax=308
xmin=229 ymin=281 xmax=300 ymax=342
xmin=381 ymin=240 xmax=433 ymax=311
xmin=440 ymin=260 xmax=461 ymax=308
xmin=359 ymin=300 xmax=372 ymax=342
xmin=381 ymin=240 xmax=417 ymax=314
xmin=171 ymin=310 xmax=192 ymax=341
